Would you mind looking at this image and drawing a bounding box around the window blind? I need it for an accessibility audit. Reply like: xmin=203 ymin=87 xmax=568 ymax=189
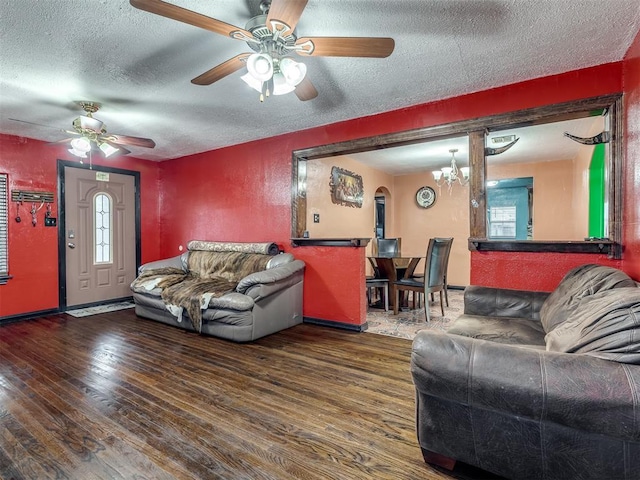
xmin=0 ymin=173 xmax=8 ymax=274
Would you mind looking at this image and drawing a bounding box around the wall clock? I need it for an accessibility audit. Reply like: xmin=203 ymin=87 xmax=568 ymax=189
xmin=416 ymin=186 xmax=436 ymax=208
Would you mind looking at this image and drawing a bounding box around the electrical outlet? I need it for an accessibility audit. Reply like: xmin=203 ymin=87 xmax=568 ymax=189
xmin=313 ymin=213 xmax=320 ymax=223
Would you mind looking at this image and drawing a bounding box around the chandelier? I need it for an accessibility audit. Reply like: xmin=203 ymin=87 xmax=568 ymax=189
xmin=432 ymin=149 xmax=469 ymax=191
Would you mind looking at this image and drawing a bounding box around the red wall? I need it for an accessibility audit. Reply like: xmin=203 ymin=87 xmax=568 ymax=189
xmin=622 ymin=28 xmax=640 ymax=279
xmin=158 ymin=62 xmax=631 ymax=326
xmin=2 ymin=53 xmax=639 ymax=322
xmin=0 ymin=137 xmax=161 ymax=317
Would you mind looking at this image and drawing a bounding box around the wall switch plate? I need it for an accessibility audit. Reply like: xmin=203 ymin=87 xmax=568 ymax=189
xmin=313 ymin=213 xmax=320 ymax=223
xmin=44 ymin=217 xmax=57 ymax=227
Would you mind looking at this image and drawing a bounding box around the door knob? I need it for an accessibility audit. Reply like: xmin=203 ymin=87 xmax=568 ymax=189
xmin=67 ymin=242 xmax=76 ymax=249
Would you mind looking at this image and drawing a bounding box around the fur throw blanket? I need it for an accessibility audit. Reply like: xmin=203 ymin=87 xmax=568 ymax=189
xmin=131 ymin=251 xmax=273 ymax=332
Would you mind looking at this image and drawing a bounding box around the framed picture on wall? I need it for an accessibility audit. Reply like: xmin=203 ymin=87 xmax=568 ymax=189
xmin=329 ymin=166 xmax=364 ymax=208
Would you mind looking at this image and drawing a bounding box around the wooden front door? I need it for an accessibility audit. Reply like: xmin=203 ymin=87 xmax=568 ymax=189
xmin=64 ymin=166 xmax=137 ymax=307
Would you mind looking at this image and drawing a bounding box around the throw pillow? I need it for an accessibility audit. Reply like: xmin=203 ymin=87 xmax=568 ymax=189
xmin=539 ymin=264 xmax=636 ymax=333
xmin=545 ymin=287 xmax=640 ymax=364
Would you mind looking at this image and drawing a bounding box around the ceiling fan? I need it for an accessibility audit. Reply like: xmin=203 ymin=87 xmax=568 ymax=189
xmin=10 ymin=101 xmax=156 ymax=159
xmin=130 ymin=0 xmax=395 ymax=101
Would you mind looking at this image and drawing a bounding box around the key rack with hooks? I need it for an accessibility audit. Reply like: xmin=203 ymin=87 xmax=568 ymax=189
xmin=11 ymin=190 xmax=56 ymax=227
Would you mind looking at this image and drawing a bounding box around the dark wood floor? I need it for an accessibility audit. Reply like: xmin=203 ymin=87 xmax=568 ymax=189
xmin=0 ymin=310 xmax=470 ymax=480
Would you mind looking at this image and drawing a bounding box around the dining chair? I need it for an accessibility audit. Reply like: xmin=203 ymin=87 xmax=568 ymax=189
xmin=439 ymin=237 xmax=453 ymax=307
xmin=411 ymin=237 xmax=454 ymax=307
xmin=366 ymin=277 xmax=389 ymax=311
xmin=375 ymin=237 xmax=401 ymax=257
xmin=393 ymin=237 xmax=453 ymax=322
xmin=366 ymin=257 xmax=389 ymax=310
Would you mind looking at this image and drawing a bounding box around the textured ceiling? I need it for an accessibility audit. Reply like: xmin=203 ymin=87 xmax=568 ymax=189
xmin=0 ymin=0 xmax=638 ymax=162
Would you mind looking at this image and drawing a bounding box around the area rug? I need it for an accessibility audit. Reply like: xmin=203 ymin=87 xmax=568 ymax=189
xmin=66 ymin=301 xmax=135 ymax=318
xmin=365 ymin=289 xmax=464 ymax=340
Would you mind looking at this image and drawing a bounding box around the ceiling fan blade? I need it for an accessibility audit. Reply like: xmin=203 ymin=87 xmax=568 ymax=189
xmin=130 ymin=0 xmax=253 ymax=40
xmin=46 ymin=138 xmax=75 ymax=146
xmin=8 ymin=118 xmax=64 ymax=131
xmin=116 ymin=145 xmax=132 ymax=156
xmin=191 ymin=53 xmax=251 ymax=85
xmin=267 ymin=0 xmax=307 ymax=33
xmin=295 ymin=76 xmax=318 ymax=101
xmin=295 ymin=37 xmax=395 ymax=57
xmin=102 ymin=134 xmax=156 ymax=149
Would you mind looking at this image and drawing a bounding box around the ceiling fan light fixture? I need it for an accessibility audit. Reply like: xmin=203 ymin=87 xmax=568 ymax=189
xmin=240 ymin=72 xmax=263 ymax=93
xmin=272 ymin=72 xmax=296 ymax=95
xmin=70 ymin=137 xmax=92 ymax=152
xmin=78 ymin=115 xmax=104 ymax=132
xmin=68 ymin=148 xmax=88 ymax=158
xmin=99 ymin=142 xmax=120 ymax=157
xmin=246 ymin=53 xmax=273 ymax=81
xmin=279 ymin=57 xmax=306 ymax=86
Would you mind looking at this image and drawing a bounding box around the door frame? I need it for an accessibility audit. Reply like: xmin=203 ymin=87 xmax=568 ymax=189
xmin=374 ymin=194 xmax=385 ymax=240
xmin=57 ymin=160 xmax=141 ymax=309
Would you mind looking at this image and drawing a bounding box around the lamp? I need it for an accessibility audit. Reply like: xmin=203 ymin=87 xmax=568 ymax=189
xmin=70 ymin=137 xmax=92 ymax=153
xmin=246 ymin=53 xmax=273 ymax=81
xmin=98 ymin=141 xmax=119 ymax=157
xmin=432 ymin=149 xmax=469 ymax=191
xmin=67 ymin=136 xmax=93 ymax=160
xmin=67 ymin=147 xmax=88 ymax=158
xmin=68 ymin=137 xmax=120 ymax=159
xmin=241 ymin=53 xmax=306 ymax=102
xmin=280 ymin=57 xmax=306 ymax=86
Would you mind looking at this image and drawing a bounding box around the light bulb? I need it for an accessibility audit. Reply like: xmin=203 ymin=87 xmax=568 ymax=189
xmin=68 ymin=148 xmax=87 ymax=158
xmin=70 ymin=137 xmax=91 ymax=152
xmin=272 ymin=72 xmax=295 ymax=95
xmin=99 ymin=142 xmax=119 ymax=157
xmin=254 ymin=57 xmax=270 ymax=75
xmin=246 ymin=53 xmax=273 ymax=82
xmin=241 ymin=72 xmax=263 ymax=93
xmin=280 ymin=57 xmax=306 ymax=86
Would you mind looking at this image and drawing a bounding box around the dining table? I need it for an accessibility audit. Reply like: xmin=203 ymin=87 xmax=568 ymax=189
xmin=369 ymin=254 xmax=424 ymax=310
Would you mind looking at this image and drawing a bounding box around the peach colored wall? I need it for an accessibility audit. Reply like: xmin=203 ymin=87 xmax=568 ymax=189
xmin=305 ymin=156 xmax=393 ymax=242
xmin=572 ymin=145 xmax=592 ymax=239
xmin=488 ymin=158 xmax=587 ymax=240
xmin=393 ymin=174 xmax=470 ymax=286
xmin=305 ymin=154 xmax=597 ymax=285
xmin=305 ymin=156 xmax=395 ymax=277
xmin=305 ymin=157 xmax=471 ymax=286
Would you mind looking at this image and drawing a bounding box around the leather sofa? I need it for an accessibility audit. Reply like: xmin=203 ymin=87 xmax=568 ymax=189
xmin=411 ymin=264 xmax=640 ymax=479
xmin=131 ymin=241 xmax=305 ymax=342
